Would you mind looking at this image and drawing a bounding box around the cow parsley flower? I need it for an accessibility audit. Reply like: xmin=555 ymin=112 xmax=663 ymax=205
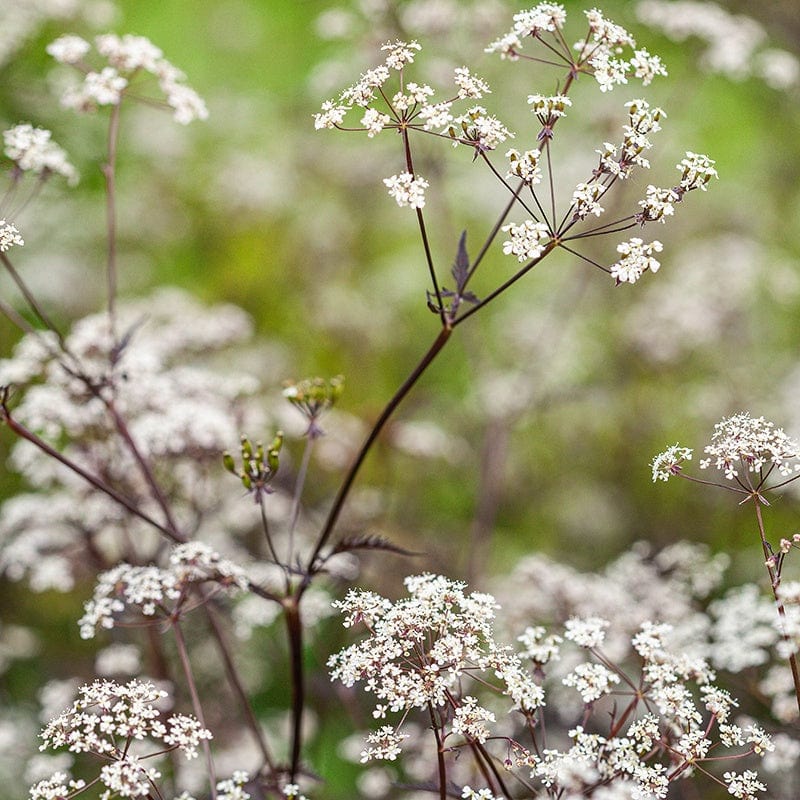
xmin=501 ymin=220 xmax=550 ymax=261
xmin=610 ymin=238 xmax=663 ymax=284
xmin=0 ymin=219 xmax=24 ymax=252
xmin=51 ymin=32 xmax=208 ymax=124
xmin=562 ymin=662 xmax=620 ymax=702
xmin=506 ymin=148 xmax=542 ymax=185
xmin=527 ymin=93 xmax=572 ymax=121
xmin=638 ymin=184 xmax=679 ymax=223
xmin=564 ymin=616 xmax=609 ymax=648
xmin=698 ymin=413 xmax=800 ymax=481
xmin=445 ymin=105 xmax=512 ymax=151
xmin=45 ymin=34 xmax=90 ymax=64
xmin=677 ymin=151 xmax=718 ymax=191
xmin=723 ymin=770 xmax=767 ymax=800
xmin=651 ymin=445 xmax=694 ymax=481
xmin=78 ymin=542 xmax=248 ymax=638
xmin=382 ymin=172 xmax=429 ymax=209
xmin=381 ymin=39 xmax=421 ymax=70
xmin=453 ymin=66 xmax=490 ymax=99
xmin=3 ymin=123 xmax=78 ymax=183
xmin=571 ymin=181 xmax=605 ymax=219
xmin=630 ymin=48 xmax=668 ymax=85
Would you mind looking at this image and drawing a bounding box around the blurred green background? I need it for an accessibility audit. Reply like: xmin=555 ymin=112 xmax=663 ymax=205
xmin=1 ymin=0 xmax=800 ymax=797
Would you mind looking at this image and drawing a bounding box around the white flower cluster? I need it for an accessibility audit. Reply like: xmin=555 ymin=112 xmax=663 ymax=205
xmin=501 ymin=219 xmax=551 ymax=261
xmin=527 ymin=93 xmax=572 ymax=122
xmin=444 ymin=105 xmax=513 ymax=151
xmin=335 ymin=569 xmax=775 ymax=797
xmin=48 ymin=33 xmax=208 ymax=124
xmin=0 ymin=289 xmax=263 ymax=593
xmin=382 ymin=172 xmax=429 ymax=210
xmin=78 ymin=541 xmax=249 ymax=638
xmin=597 ymin=99 xmax=665 ymax=179
xmin=650 ymin=443 xmax=693 ymax=481
xmin=0 ymin=219 xmax=24 ymax=252
xmin=485 ymin=3 xmax=568 ymax=59
xmin=570 ymin=181 xmax=605 ymax=219
xmin=3 ymin=123 xmax=78 ymax=184
xmin=329 ymin=574 xmax=545 ymax=761
xmin=610 ymin=237 xmax=663 ymax=284
xmin=677 ymin=150 xmax=719 ymax=191
xmin=489 ymin=6 xmax=665 ymax=91
xmin=35 ymin=680 xmax=212 ymax=799
xmin=505 ymin=148 xmax=542 ymax=185
xmin=699 ymin=412 xmax=800 ymax=481
xmin=315 ymin=40 xmax=509 ymax=159
xmin=638 ymin=153 xmax=716 ymax=224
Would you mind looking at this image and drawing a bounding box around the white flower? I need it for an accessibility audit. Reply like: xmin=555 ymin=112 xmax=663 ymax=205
xmin=699 ymin=412 xmax=800 ymax=480
xmin=527 ymin=93 xmax=571 ymax=119
xmin=161 ymin=80 xmax=209 ymax=125
xmin=571 ymin=181 xmax=605 ymax=219
xmin=453 ymin=66 xmax=490 ymax=99
xmin=314 ymin=101 xmax=347 ymax=130
xmin=589 ymin=49 xmax=629 ymax=92
xmin=651 ymin=444 xmax=693 ymax=481
xmin=638 ymin=184 xmax=679 ymax=223
xmin=501 ymin=220 xmax=550 ymax=261
xmin=610 ymin=238 xmax=663 ymax=284
xmin=446 ymin=106 xmax=512 ymax=151
xmin=505 ymin=148 xmax=542 ymax=185
xmin=96 ymin=33 xmax=163 ymax=71
xmin=3 ymin=124 xmax=78 ymax=184
xmin=46 ymin=35 xmax=90 ymax=64
xmin=419 ymin=102 xmax=453 ymax=130
xmin=563 ymin=662 xmax=620 ymax=702
xmin=564 ymin=616 xmax=609 ymax=648
xmin=677 ymin=151 xmax=718 ymax=191
xmin=382 ymin=172 xmax=429 ymax=209
xmin=74 ymin=66 xmax=128 ymax=106
xmin=723 ymin=770 xmax=766 ymax=800
xmin=381 ymin=39 xmax=421 ymax=70
xmin=630 ymin=48 xmax=668 ymax=85
xmin=0 ymin=219 xmax=24 ymax=252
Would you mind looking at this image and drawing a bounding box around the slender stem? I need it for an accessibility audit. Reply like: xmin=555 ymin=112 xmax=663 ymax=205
xmin=464 ymin=178 xmax=525 ymax=290
xmin=305 ymin=325 xmax=452 ymax=576
xmin=283 ymin=596 xmax=305 ymax=782
xmin=287 ymin=435 xmax=315 ymax=568
xmin=0 ymin=399 xmax=182 ymax=542
xmin=401 ymin=127 xmax=445 ymax=324
xmin=0 ymin=295 xmax=39 ymax=336
xmin=428 ymin=703 xmax=447 ymax=800
xmin=103 ymin=102 xmax=122 ymax=333
xmin=0 ymin=252 xmax=66 ymax=346
xmin=104 ymin=399 xmax=185 ymax=539
xmin=172 ymin=619 xmax=217 ymax=799
xmin=753 ymin=501 xmax=800 ymax=714
xmin=259 ymin=494 xmax=284 ymax=574
xmin=454 ymin=242 xmax=558 ymax=327
xmin=202 ymin=602 xmax=277 ymax=773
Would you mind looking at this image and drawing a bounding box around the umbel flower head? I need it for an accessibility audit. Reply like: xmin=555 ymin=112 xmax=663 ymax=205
xmin=699 ymin=412 xmax=800 ymax=482
xmin=47 ymin=33 xmax=208 ymax=124
xmin=328 ymin=574 xmax=545 ymax=761
xmin=33 ymin=679 xmax=212 ymax=799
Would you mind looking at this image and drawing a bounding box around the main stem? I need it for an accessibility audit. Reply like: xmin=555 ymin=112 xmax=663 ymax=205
xmin=284 ymin=596 xmax=305 ymax=782
xmin=304 ymin=324 xmax=452 ymax=576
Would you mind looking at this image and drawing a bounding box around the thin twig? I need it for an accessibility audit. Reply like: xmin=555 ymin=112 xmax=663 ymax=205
xmin=172 ymin=619 xmax=217 ymax=799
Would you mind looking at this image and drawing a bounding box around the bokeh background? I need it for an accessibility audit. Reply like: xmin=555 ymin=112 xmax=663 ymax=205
xmin=1 ymin=0 xmax=800 ymax=797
